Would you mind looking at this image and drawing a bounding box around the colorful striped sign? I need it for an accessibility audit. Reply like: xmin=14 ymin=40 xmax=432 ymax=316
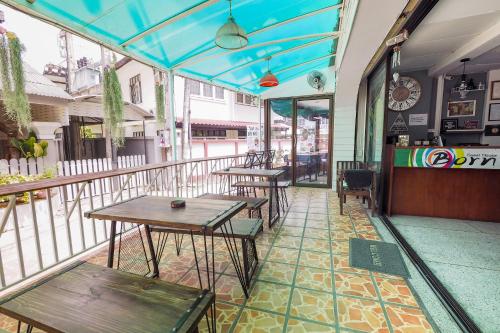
xmin=394 ymin=147 xmax=500 ymax=169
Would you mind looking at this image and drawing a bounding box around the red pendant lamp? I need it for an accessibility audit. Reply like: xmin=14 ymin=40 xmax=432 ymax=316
xmin=260 ymin=57 xmax=279 ymax=87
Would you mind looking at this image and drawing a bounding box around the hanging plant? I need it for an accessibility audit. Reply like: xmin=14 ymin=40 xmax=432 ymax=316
xmin=0 ymin=32 xmax=31 ymax=129
xmin=155 ymin=83 xmax=165 ymax=123
xmin=103 ymin=65 xmax=125 ymax=147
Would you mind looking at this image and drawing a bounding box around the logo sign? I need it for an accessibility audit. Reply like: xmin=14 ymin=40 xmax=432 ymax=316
xmin=395 ymin=148 xmax=500 ymax=170
xmin=389 ymin=113 xmax=408 ymax=133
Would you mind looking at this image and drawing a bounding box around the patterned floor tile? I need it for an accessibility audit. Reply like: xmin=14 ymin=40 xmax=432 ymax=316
xmin=330 ymin=229 xmax=357 ymax=241
xmin=258 ymin=261 xmax=295 ymax=285
xmin=234 ymin=309 xmax=285 ymax=333
xmin=295 ymin=266 xmax=332 ymax=292
xmin=284 ymin=218 xmax=306 ymax=227
xmin=306 ymin=220 xmax=330 ymax=230
xmin=303 ymin=227 xmax=330 ymax=240
xmin=274 ymin=235 xmax=303 ymax=249
xmin=267 ymin=246 xmax=300 ymax=265
xmin=279 ymin=226 xmax=304 ymax=237
xmin=246 ymin=281 xmax=291 ymax=314
xmin=301 ymin=238 xmax=330 ymax=253
xmin=307 ymin=213 xmax=329 ymax=222
xmin=333 ymin=254 xmax=370 ymax=275
xmin=337 ymin=296 xmax=389 ymax=332
xmin=286 ymin=319 xmax=334 ymax=332
xmin=375 ymin=278 xmax=419 ymax=307
xmin=177 ymin=269 xmax=214 ymax=289
xmin=357 ymin=233 xmax=381 ymax=241
xmin=385 ymin=304 xmax=434 ymax=333
xmin=298 ymin=250 xmax=331 ymax=270
xmin=215 ymin=275 xmax=246 ymax=305
xmin=290 ymin=288 xmax=336 ymax=324
xmin=335 ymin=272 xmax=377 ymax=299
xmin=331 ymin=240 xmax=350 ymax=254
xmin=198 ymin=302 xmax=241 ymax=333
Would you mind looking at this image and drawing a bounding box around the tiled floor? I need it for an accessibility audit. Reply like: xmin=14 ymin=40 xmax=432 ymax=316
xmin=0 ymin=188 xmax=436 ymax=333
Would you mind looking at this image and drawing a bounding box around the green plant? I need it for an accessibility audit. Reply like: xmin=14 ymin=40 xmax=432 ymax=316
xmin=11 ymin=131 xmax=48 ymax=158
xmin=0 ymin=168 xmax=56 ymax=204
xmin=103 ymin=65 xmax=125 ymax=147
xmin=0 ymin=32 xmax=31 ymax=129
xmin=155 ymin=83 xmax=165 ymax=123
xmin=80 ymin=126 xmax=95 ymax=139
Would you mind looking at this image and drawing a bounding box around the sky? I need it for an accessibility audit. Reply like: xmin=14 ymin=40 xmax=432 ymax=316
xmin=0 ymin=4 xmax=102 ymax=73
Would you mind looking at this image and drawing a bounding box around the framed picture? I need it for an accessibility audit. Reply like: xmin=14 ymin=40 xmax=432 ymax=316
xmin=489 ymin=103 xmax=500 ymax=121
xmin=490 ymin=81 xmax=500 ymax=100
xmin=441 ymin=119 xmax=458 ymax=131
xmin=447 ymin=100 xmax=476 ymax=117
xmin=464 ymin=120 xmax=479 ymax=129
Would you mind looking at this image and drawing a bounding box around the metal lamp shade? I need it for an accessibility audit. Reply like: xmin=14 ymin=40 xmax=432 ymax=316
xmin=215 ymin=16 xmax=248 ymax=50
xmin=260 ymin=71 xmax=279 ymax=87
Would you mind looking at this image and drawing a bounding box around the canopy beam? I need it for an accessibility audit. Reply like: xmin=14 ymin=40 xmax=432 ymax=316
xmin=172 ymin=3 xmax=342 ymax=69
xmin=174 ymin=32 xmax=339 ymax=69
xmin=121 ymin=0 xmax=221 ymax=47
xmin=240 ymin=53 xmax=336 ymax=88
xmin=209 ymin=36 xmax=333 ymax=80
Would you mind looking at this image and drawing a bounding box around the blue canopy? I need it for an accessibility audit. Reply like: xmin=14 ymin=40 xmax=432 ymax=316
xmin=3 ymin=0 xmax=342 ymax=95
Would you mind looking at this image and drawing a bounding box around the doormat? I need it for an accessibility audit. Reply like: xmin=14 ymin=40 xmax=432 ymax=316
xmin=349 ymin=238 xmax=410 ymax=278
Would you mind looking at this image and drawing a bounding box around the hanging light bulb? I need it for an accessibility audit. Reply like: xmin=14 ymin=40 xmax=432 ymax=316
xmin=215 ymin=0 xmax=248 ymax=50
xmin=260 ymin=57 xmax=279 ymax=87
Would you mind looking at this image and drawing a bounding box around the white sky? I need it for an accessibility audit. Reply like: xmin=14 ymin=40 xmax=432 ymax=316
xmin=0 ymin=4 xmax=102 ymax=73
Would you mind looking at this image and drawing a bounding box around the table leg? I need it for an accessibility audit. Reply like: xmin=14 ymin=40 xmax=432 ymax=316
xmin=268 ymin=178 xmax=280 ymax=228
xmin=107 ymin=220 xmax=117 ymax=268
xmin=144 ymin=224 xmax=160 ymax=278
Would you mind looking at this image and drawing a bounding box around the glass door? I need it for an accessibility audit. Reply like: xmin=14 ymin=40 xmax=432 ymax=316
xmin=293 ymin=97 xmax=333 ymax=187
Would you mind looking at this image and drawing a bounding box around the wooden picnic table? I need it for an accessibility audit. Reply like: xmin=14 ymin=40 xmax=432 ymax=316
xmin=0 ymin=261 xmax=213 ymax=333
xmin=212 ymin=168 xmax=284 ymax=227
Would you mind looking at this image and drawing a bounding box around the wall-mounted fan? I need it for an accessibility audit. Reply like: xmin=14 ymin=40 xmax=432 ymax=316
xmin=307 ymin=71 xmax=327 ymax=91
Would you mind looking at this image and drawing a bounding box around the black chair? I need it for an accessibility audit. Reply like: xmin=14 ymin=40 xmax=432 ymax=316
xmin=339 ymin=169 xmax=375 ymax=216
xmin=336 ymin=161 xmax=365 ymax=196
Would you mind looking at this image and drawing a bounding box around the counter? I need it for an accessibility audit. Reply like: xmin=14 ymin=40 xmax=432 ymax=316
xmin=387 ymin=146 xmax=500 ymax=222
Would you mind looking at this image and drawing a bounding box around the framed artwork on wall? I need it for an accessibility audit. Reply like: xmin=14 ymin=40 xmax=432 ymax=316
xmin=441 ymin=119 xmax=458 ymax=131
xmin=490 ymin=81 xmax=500 ymax=100
xmin=447 ymin=100 xmax=476 ymax=117
xmin=488 ymin=103 xmax=500 ymax=121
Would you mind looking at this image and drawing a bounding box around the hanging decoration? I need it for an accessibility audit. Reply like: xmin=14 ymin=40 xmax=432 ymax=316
xmin=391 ymin=45 xmax=401 ymax=84
xmin=155 ymin=83 xmax=165 ymax=123
xmin=0 ymin=32 xmax=31 ymax=129
xmin=103 ymin=64 xmax=125 ymax=147
xmin=215 ymin=0 xmax=248 ymax=50
xmin=259 ymin=57 xmax=279 ymax=87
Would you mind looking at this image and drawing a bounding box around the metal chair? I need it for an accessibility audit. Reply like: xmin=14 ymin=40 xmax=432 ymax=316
xmin=339 ymin=169 xmax=376 ymax=216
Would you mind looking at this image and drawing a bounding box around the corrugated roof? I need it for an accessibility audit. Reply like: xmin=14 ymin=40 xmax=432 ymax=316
xmin=0 ymin=62 xmax=74 ymax=102
xmin=175 ymin=117 xmax=289 ymax=129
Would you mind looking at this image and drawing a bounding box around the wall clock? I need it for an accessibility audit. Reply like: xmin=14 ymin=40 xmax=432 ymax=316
xmin=388 ymin=76 xmax=421 ymax=111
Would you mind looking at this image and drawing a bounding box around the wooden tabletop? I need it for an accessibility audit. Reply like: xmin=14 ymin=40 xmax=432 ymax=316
xmin=212 ymin=167 xmax=284 ymax=178
xmin=0 ymin=262 xmax=214 ymax=333
xmin=86 ymin=195 xmax=246 ymax=231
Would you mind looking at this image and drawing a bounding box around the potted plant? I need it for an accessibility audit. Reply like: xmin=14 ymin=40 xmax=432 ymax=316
xmin=11 ymin=131 xmax=48 ymax=158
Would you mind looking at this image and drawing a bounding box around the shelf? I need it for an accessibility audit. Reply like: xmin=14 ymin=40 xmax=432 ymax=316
xmin=443 ymin=128 xmax=484 ymax=134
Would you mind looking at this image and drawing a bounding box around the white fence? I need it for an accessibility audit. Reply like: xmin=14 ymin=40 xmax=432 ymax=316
xmin=0 ymin=157 xmax=51 ymax=176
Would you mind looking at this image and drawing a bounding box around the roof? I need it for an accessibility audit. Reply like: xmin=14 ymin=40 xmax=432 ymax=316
xmin=176 ymin=117 xmax=289 ymax=130
xmin=0 ymin=62 xmax=74 ymax=102
xmin=69 ymin=95 xmax=153 ymax=121
xmin=4 ymin=0 xmax=343 ymax=96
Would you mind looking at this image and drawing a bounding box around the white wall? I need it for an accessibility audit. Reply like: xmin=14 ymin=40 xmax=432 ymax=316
xmin=482 ymin=69 xmax=500 ymax=145
xmin=116 ymin=61 xmax=156 ymax=113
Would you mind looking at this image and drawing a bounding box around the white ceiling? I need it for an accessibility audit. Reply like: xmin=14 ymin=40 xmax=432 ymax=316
xmin=399 ymin=0 xmax=500 ymax=75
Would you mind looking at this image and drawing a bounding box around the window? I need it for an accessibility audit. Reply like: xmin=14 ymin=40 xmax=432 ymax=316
xmin=215 ymin=86 xmax=224 ymax=99
xmin=129 ymin=74 xmax=142 ymax=104
xmin=188 ymin=79 xmax=201 ymax=95
xmin=236 ymin=92 xmax=257 ymax=106
xmin=203 ymin=83 xmax=213 ymax=98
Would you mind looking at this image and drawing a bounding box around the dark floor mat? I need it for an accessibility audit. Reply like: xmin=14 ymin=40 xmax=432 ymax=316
xmin=349 ymin=238 xmax=410 ymax=278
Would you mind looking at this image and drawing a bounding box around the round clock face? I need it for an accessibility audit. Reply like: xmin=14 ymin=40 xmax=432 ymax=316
xmin=388 ymin=76 xmax=421 ymax=111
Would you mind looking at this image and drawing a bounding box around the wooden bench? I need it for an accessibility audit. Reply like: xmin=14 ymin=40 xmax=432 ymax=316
xmin=151 ymin=218 xmax=263 ymax=292
xmin=232 ymin=180 xmax=290 ymax=213
xmin=198 ymin=193 xmax=267 ymax=218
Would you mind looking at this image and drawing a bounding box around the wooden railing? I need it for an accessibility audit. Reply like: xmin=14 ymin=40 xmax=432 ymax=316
xmin=0 ymin=154 xmax=245 ymax=290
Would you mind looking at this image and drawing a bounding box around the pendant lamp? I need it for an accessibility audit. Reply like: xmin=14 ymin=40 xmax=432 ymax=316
xmin=260 ymin=57 xmax=279 ymax=87
xmin=215 ymin=0 xmax=248 ymax=50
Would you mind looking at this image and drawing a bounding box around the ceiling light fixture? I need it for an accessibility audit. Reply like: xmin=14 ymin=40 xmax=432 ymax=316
xmin=259 ymin=57 xmax=279 ymax=87
xmin=215 ymin=0 xmax=248 ymax=50
xmin=452 ymin=58 xmax=484 ymax=99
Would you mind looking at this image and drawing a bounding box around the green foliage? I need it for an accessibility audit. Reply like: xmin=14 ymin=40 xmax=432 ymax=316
xmin=0 ymin=33 xmax=31 ymax=129
xmin=80 ymin=126 xmax=95 ymax=139
xmin=155 ymin=83 xmax=165 ymax=123
xmin=103 ymin=66 xmax=125 ymax=147
xmin=11 ymin=131 xmax=48 ymax=158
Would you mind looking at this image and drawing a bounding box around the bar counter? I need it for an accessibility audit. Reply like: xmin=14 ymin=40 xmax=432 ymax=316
xmin=387 ymin=146 xmax=500 ymax=222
